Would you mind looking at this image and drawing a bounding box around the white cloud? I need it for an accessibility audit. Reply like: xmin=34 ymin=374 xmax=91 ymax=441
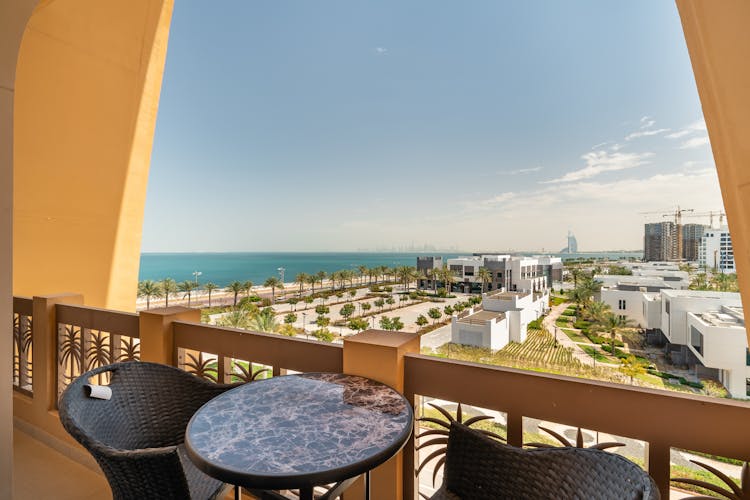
xmin=610 ymin=143 xmax=623 ymax=151
xmin=508 ymin=166 xmax=542 ymax=174
xmin=625 ymin=128 xmax=670 ymax=141
xmin=374 ymin=47 xmax=388 ymax=54
xmin=543 ymin=150 xmax=653 ymax=184
xmin=680 ymin=136 xmax=710 ymax=149
xmin=666 ymin=120 xmax=706 ymax=139
xmin=591 ymin=141 xmax=610 ymax=150
xmin=640 ymin=116 xmax=655 ymax=128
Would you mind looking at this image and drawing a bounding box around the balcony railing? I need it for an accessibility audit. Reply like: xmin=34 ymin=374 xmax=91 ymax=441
xmin=12 ymin=293 xmax=750 ymax=499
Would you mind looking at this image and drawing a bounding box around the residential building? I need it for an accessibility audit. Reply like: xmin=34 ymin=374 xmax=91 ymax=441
xmin=687 ymin=305 xmax=749 ymax=398
xmin=599 ymin=283 xmax=665 ymax=328
xmin=644 ymin=222 xmax=677 ymax=262
xmin=595 ymin=268 xmax=689 ymax=290
xmin=682 ymin=224 xmax=707 ymax=261
xmin=450 ymin=290 xmax=549 ymax=350
xmin=416 ymin=254 xmax=563 ymax=294
xmin=699 ymin=226 xmax=736 ymax=274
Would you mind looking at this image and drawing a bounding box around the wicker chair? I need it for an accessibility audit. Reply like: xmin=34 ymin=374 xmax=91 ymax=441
xmin=59 ymin=361 xmax=238 ymax=500
xmin=429 ymin=422 xmax=660 ymax=500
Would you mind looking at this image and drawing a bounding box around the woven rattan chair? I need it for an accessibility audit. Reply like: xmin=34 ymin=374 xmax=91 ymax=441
xmin=429 ymin=422 xmax=659 ymax=500
xmin=59 ymin=361 xmax=237 ymax=500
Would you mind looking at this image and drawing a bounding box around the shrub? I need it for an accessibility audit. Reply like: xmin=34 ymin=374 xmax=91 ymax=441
xmin=573 ymin=320 xmax=590 ymax=329
xmin=437 ymin=287 xmax=447 ymax=298
xmin=312 ymin=328 xmax=334 ymax=342
xmin=260 ymin=298 xmax=272 ymax=307
xmin=528 ymin=318 xmax=544 ymax=329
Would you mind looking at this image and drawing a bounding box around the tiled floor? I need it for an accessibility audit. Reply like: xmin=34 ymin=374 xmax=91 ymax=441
xmin=13 ymin=429 xmax=109 ymax=500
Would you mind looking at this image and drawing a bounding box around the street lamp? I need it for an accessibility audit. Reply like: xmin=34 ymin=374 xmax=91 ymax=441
xmin=302 ymin=312 xmax=308 ymax=340
xmin=277 ymin=267 xmax=285 ymax=284
xmin=192 ymin=271 xmax=202 ymax=285
xmin=554 ymin=325 xmax=559 ymax=346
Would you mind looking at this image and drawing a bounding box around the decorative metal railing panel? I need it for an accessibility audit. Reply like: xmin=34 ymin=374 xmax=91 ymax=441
xmin=172 ymin=321 xmax=343 ymax=385
xmin=56 ymin=304 xmax=140 ymax=398
xmin=13 ymin=297 xmax=34 ymax=395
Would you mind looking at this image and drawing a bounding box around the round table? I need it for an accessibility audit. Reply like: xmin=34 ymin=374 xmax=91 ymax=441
xmin=185 ymin=372 xmax=414 ymax=499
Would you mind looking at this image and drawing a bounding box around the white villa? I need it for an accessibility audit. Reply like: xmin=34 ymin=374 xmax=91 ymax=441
xmin=450 ymin=290 xmax=548 ymax=351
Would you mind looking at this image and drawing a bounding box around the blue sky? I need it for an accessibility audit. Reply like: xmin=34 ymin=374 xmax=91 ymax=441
xmin=142 ymin=0 xmax=722 ymax=252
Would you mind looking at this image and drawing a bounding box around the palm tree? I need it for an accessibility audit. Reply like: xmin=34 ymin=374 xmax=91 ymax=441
xmin=226 ymin=281 xmax=244 ymax=307
xmin=585 ymin=301 xmax=611 ymax=324
xmin=248 ymin=308 xmax=281 ymax=333
xmin=306 ymin=274 xmax=318 ymax=295
xmin=218 ymin=309 xmax=249 ymax=329
xmin=203 ymin=282 xmax=218 ymax=308
xmin=161 ymin=278 xmax=177 ymax=307
xmin=440 ymin=265 xmax=455 ymax=294
xmin=357 ymin=265 xmax=368 ymax=285
xmin=594 ymin=312 xmax=635 ymax=359
xmin=477 ymin=267 xmax=492 ymax=294
xmin=295 ymin=272 xmax=309 ymax=296
xmin=316 ymin=271 xmax=327 ymax=291
xmin=329 ymin=271 xmax=340 ymax=292
xmin=137 ymin=280 xmax=162 ymax=310
xmin=264 ymin=277 xmax=284 ymax=303
xmin=242 ymin=280 xmax=254 ymax=297
xmin=177 ymin=280 xmax=198 ymax=307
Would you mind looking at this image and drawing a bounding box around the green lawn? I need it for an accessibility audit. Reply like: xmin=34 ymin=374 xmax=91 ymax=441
xmin=561 ymin=328 xmax=588 ymax=343
xmin=580 ymin=345 xmax=612 ymax=363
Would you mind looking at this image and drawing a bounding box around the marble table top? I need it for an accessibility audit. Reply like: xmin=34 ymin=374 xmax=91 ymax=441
xmin=185 ymin=372 xmax=414 ymax=490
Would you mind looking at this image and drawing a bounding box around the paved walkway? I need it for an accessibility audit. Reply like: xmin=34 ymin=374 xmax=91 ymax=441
xmin=542 ymin=302 xmax=595 ymax=367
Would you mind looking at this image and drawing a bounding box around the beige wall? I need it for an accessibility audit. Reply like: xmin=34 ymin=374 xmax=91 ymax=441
xmin=13 ymin=0 xmax=173 ymax=312
xmin=1 ymin=2 xmax=41 ymax=497
xmin=676 ymin=0 xmax=750 ymax=346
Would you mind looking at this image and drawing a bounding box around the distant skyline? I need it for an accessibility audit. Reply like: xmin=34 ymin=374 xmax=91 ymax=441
xmin=142 ymin=0 xmax=724 ymax=253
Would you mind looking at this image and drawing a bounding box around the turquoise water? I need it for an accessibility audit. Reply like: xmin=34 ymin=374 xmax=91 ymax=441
xmin=138 ymin=251 xmax=642 ymax=287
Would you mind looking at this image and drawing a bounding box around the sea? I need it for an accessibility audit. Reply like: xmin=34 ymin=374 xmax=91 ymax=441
xmin=138 ymin=251 xmax=643 ymax=287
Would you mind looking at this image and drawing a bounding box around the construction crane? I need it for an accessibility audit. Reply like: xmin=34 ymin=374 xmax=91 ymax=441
xmin=638 ymin=206 xmax=694 ymax=261
xmin=683 ymin=210 xmax=726 ymax=228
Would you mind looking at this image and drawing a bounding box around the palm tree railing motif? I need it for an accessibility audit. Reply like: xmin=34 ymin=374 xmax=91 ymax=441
xmin=415 ymin=402 xmax=506 ymax=498
xmin=55 ymin=305 xmax=140 ymax=400
xmin=177 ymin=347 xmax=273 ymax=384
xmin=12 ymin=300 xmax=34 ymax=395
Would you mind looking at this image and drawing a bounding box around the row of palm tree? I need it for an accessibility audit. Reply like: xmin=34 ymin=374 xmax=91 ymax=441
xmin=689 ymin=272 xmax=739 ymax=292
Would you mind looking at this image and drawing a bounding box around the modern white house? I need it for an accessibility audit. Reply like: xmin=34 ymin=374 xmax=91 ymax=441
xmin=599 ymin=283 xmax=663 ymax=328
xmin=699 ymin=226 xmax=736 ymax=274
xmin=686 ymin=305 xmax=748 ymax=398
xmin=450 ymin=290 xmax=548 ymax=351
xmin=417 ymin=254 xmax=563 ymax=294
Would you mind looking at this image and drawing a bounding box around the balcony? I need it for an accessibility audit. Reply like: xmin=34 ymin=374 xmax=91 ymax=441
xmin=12 ymin=293 xmax=750 ymax=499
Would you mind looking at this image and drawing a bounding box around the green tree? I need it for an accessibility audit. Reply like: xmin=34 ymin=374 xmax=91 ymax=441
xmin=203 ymin=282 xmax=218 ymax=308
xmin=443 ymin=305 xmax=454 ymax=316
xmin=226 ymin=281 xmax=244 ymax=307
xmin=177 ymin=280 xmax=198 ymax=307
xmin=349 ymin=318 xmax=369 ymax=332
xmin=340 ymin=303 xmax=356 ymax=320
xmin=361 ymin=302 xmax=372 ymax=314
xmin=284 ymin=313 xmax=298 ymax=324
xmin=242 ymin=280 xmax=254 ymax=297
xmin=689 ymin=272 xmax=710 ymax=290
xmin=161 ymin=278 xmax=177 ymax=307
xmin=316 ymin=271 xmax=328 ymax=291
xmin=379 ymin=316 xmax=393 ymax=330
xmin=585 ymin=301 xmax=611 ymax=324
xmin=316 ymin=315 xmax=330 ymax=328
xmin=312 ymin=328 xmax=334 ymax=342
xmin=248 ymin=307 xmax=281 ymax=333
xmin=385 ymin=296 xmax=395 ymax=310
xmin=374 ymin=298 xmax=385 ymax=312
xmin=306 ymin=274 xmax=318 ymax=295
xmin=330 ymin=270 xmax=340 ymax=292
xmin=594 ymin=312 xmax=635 ymax=359
xmin=315 ymin=304 xmax=330 ymax=315
xmin=349 ymin=289 xmax=357 ymax=300
xmin=477 ymin=267 xmax=493 ymax=294
xmin=218 ymin=309 xmax=249 ymax=329
xmin=440 ymin=265 xmax=455 ymax=294
xmin=137 ymin=280 xmax=162 ymax=310
xmin=295 ymin=272 xmax=309 ymax=296
xmin=428 ymin=307 xmax=442 ymax=324
xmin=357 ymin=265 xmax=368 ymax=285
xmin=288 ymin=297 xmax=299 ymax=311
xmin=303 ymin=295 xmax=314 ymax=309
xmin=619 ymin=355 xmax=645 ymax=385
xmin=264 ymin=277 xmax=284 ymax=303
xmin=416 ymin=315 xmax=428 ymax=329
xmin=390 ymin=317 xmax=404 ymax=331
